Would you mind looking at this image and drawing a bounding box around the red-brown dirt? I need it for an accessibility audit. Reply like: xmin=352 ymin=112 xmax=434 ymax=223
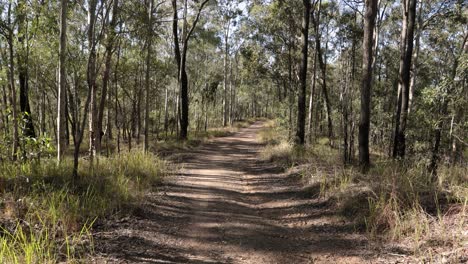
xmin=91 ymin=122 xmax=404 ymax=263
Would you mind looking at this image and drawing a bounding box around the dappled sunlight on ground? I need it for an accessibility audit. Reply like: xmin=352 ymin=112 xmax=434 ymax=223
xmin=91 ymin=122 xmax=397 ymax=263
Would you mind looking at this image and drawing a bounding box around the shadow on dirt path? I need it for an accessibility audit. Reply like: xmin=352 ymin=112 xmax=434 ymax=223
xmin=92 ymin=122 xmax=382 ymax=263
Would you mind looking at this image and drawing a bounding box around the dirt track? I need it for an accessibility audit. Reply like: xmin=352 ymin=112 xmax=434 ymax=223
xmin=92 ymin=122 xmax=389 ymax=263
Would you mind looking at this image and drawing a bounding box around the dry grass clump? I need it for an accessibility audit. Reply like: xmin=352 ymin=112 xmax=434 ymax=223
xmin=321 ymin=162 xmax=467 ymax=260
xmin=260 ymin=141 xmax=294 ymax=164
xmin=0 ymin=151 xmax=166 ymax=263
xmin=257 ymin=120 xmax=283 ymax=145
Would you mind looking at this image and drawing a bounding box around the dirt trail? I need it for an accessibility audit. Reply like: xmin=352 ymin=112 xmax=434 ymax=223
xmin=93 ymin=122 xmax=385 ymax=263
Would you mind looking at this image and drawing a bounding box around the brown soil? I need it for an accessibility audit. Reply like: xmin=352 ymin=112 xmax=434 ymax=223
xmin=90 ymin=122 xmax=402 ymax=263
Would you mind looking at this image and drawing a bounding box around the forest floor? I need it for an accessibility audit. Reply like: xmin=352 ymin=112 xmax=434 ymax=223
xmin=90 ymin=122 xmax=417 ymax=263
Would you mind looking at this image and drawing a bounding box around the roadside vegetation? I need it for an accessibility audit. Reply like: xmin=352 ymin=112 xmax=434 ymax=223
xmin=0 ymin=120 xmax=250 ymax=263
xmin=259 ymin=120 xmax=467 ymax=262
xmin=0 ymin=151 xmax=166 ymax=263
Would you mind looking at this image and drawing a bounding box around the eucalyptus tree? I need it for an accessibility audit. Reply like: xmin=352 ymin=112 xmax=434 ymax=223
xmin=57 ymin=0 xmax=67 ymax=163
xmin=311 ymin=0 xmax=334 ymax=144
xmin=393 ymin=0 xmax=417 ymax=159
xmin=359 ymin=0 xmax=378 ymax=171
xmin=97 ymin=0 xmax=120 ymax=153
xmin=0 ymin=1 xmax=19 ymax=160
xmin=143 ymin=0 xmax=153 ymax=152
xmin=295 ymin=0 xmax=311 ymax=145
xmin=171 ymin=0 xmax=210 ymax=140
xmin=16 ymin=0 xmax=35 ymax=138
xmin=87 ymin=0 xmax=99 ymax=165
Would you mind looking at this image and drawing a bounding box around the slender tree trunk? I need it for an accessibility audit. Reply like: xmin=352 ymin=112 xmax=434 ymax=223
xmin=97 ymin=0 xmax=119 ymax=154
xmin=137 ymin=70 xmax=143 ymax=144
xmin=17 ymin=0 xmax=35 ymax=139
xmin=308 ymin=1 xmax=321 ymax=143
xmin=394 ymin=0 xmax=417 ymax=158
xmin=0 ymin=84 xmax=8 ymax=135
xmin=164 ymin=86 xmax=169 ymax=138
xmin=358 ymin=0 xmax=378 ymax=171
xmin=144 ymin=0 xmax=154 ymax=152
xmin=115 ymin=42 xmax=122 ymax=154
xmin=68 ymin=69 xmax=92 ymax=179
xmin=308 ymin=42 xmax=318 ymax=143
xmin=57 ymin=0 xmax=68 ymax=163
xmin=223 ymin=20 xmax=230 ymax=127
xmin=341 ymin=56 xmax=350 ymax=163
xmin=179 ymin=5 xmax=189 ymax=140
xmin=408 ymin=0 xmax=422 ymax=114
xmin=312 ymin=10 xmax=333 ymax=143
xmin=295 ymin=0 xmax=311 ymax=145
xmin=229 ymin=58 xmax=234 ymax=124
xmin=7 ymin=3 xmax=19 ymax=160
xmin=348 ymin=30 xmax=357 ymax=163
xmin=172 ymin=0 xmax=209 ymax=140
xmin=87 ymin=0 xmax=98 ymax=165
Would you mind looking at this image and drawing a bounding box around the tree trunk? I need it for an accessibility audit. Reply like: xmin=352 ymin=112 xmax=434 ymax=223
xmin=7 ymin=2 xmax=19 ymax=160
xmin=57 ymin=0 xmax=68 ymax=163
xmin=87 ymin=0 xmax=98 ymax=165
xmin=172 ymin=0 xmax=209 ymax=140
xmin=312 ymin=11 xmax=333 ymax=143
xmin=408 ymin=0 xmax=422 ymax=114
xmin=223 ymin=20 xmax=230 ymax=127
xmin=115 ymin=42 xmax=122 ymax=154
xmin=295 ymin=0 xmax=311 ymax=145
xmin=308 ymin=0 xmax=321 ymax=143
xmin=97 ymin=0 xmax=119 ymax=154
xmin=358 ymin=0 xmax=378 ymax=171
xmin=394 ymin=0 xmax=417 ymax=159
xmin=17 ymin=0 xmax=35 ymax=139
xmin=164 ymin=86 xmax=169 ymax=138
xmin=144 ymin=0 xmax=154 ymax=152
xmin=341 ymin=56 xmax=350 ymax=163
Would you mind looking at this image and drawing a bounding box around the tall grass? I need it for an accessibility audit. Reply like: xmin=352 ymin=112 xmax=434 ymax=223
xmin=259 ymin=119 xmax=467 ymax=259
xmin=0 ymin=150 xmax=166 ymax=263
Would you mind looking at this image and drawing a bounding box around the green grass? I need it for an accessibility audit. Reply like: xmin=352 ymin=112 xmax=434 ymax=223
xmin=0 ymin=151 xmax=166 ymax=263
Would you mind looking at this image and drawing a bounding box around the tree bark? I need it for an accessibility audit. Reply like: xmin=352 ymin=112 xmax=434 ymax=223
xmin=172 ymin=0 xmax=209 ymax=140
xmin=358 ymin=0 xmax=378 ymax=171
xmin=308 ymin=0 xmax=321 ymax=143
xmin=144 ymin=0 xmax=154 ymax=152
xmin=87 ymin=0 xmax=98 ymax=164
xmin=394 ymin=0 xmax=417 ymax=159
xmin=57 ymin=0 xmax=68 ymax=163
xmin=408 ymin=0 xmax=422 ymax=114
xmin=223 ymin=20 xmax=230 ymax=127
xmin=7 ymin=2 xmax=19 ymax=160
xmin=17 ymin=1 xmax=35 ymax=139
xmin=295 ymin=0 xmax=311 ymax=145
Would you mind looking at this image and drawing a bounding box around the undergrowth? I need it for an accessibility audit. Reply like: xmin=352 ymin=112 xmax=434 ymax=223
xmin=0 ymin=151 xmax=166 ymax=263
xmin=259 ymin=119 xmax=468 ymax=261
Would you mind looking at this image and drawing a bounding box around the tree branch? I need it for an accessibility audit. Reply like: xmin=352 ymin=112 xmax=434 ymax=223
xmin=185 ymin=0 xmax=210 ymax=44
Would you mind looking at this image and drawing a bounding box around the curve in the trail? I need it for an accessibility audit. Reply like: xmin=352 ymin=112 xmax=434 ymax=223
xmin=93 ymin=122 xmax=372 ymax=264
